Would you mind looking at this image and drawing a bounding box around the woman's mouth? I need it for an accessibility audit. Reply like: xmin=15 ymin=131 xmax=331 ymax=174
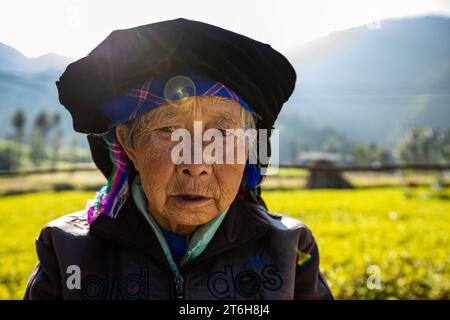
xmin=171 ymin=194 xmax=213 ymax=206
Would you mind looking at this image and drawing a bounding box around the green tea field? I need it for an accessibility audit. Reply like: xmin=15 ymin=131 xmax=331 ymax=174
xmin=0 ymin=185 xmax=449 ymax=299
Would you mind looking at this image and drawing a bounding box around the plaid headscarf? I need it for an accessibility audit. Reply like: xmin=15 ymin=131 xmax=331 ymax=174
xmin=86 ymin=71 xmax=264 ymax=224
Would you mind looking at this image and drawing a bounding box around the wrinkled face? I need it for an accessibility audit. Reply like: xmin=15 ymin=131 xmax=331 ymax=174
xmin=116 ymin=96 xmax=253 ymax=235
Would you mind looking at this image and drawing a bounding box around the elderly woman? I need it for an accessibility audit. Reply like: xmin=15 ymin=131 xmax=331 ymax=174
xmin=24 ymin=18 xmax=332 ymax=300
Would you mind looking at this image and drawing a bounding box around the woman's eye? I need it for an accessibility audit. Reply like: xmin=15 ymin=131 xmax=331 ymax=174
xmin=158 ymin=126 xmax=176 ymax=133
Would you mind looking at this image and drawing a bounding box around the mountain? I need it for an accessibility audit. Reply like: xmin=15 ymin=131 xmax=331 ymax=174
xmin=0 ymin=42 xmax=74 ymax=143
xmin=279 ymin=15 xmax=450 ymax=149
xmin=0 ymin=15 xmax=449 ymax=162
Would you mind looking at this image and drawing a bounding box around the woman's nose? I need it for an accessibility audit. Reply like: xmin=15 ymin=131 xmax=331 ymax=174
xmin=176 ymin=163 xmax=212 ymax=178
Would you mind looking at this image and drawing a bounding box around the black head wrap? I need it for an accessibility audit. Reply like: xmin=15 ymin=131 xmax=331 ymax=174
xmin=56 ymin=17 xmax=296 ymax=134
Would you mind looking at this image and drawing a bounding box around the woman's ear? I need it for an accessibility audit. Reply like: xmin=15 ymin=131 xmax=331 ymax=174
xmin=115 ymin=125 xmax=139 ymax=170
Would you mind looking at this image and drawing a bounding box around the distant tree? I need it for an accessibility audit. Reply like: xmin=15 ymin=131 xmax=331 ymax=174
xmin=398 ymin=128 xmax=449 ymax=164
xmin=0 ymin=141 xmax=15 ymax=171
xmin=50 ymin=112 xmax=63 ymax=169
xmin=441 ymin=129 xmax=450 ymax=161
xmin=30 ymin=112 xmax=52 ymax=166
xmin=68 ymin=132 xmax=80 ymax=164
xmin=350 ymin=143 xmax=392 ymax=165
xmin=350 ymin=145 xmax=370 ymax=164
xmin=11 ymin=109 xmax=26 ymax=169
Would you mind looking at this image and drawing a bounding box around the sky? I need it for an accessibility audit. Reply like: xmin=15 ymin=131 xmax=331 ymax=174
xmin=0 ymin=0 xmax=449 ymax=59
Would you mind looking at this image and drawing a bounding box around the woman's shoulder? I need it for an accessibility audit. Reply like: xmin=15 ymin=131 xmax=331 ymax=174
xmin=240 ymin=200 xmax=316 ymax=249
xmin=37 ymin=210 xmax=91 ymax=246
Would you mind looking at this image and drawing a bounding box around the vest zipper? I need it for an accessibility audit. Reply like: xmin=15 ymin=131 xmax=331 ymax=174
xmin=174 ymin=275 xmax=184 ymax=299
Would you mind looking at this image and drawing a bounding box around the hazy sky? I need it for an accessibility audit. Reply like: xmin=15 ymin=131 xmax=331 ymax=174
xmin=1 ymin=0 xmax=449 ymax=58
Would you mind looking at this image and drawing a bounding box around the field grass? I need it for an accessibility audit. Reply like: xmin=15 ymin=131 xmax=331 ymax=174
xmin=0 ymin=186 xmax=449 ymax=299
xmin=264 ymin=186 xmax=450 ymax=299
xmin=0 ymin=170 xmax=106 ymax=195
xmin=0 ymin=191 xmax=94 ymax=299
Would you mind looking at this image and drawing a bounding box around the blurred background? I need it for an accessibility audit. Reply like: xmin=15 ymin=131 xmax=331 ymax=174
xmin=0 ymin=0 xmax=449 ymax=299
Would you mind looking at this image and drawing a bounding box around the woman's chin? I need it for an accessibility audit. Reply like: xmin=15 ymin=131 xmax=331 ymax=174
xmin=166 ymin=202 xmax=220 ymax=226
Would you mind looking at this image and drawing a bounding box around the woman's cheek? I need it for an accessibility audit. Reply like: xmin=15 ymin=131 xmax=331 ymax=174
xmin=215 ymin=163 xmax=246 ymax=207
xmin=136 ymin=136 xmax=175 ymax=203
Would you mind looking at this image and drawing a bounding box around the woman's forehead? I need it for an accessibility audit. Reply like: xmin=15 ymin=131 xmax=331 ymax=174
xmin=150 ymin=96 xmax=243 ymax=123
